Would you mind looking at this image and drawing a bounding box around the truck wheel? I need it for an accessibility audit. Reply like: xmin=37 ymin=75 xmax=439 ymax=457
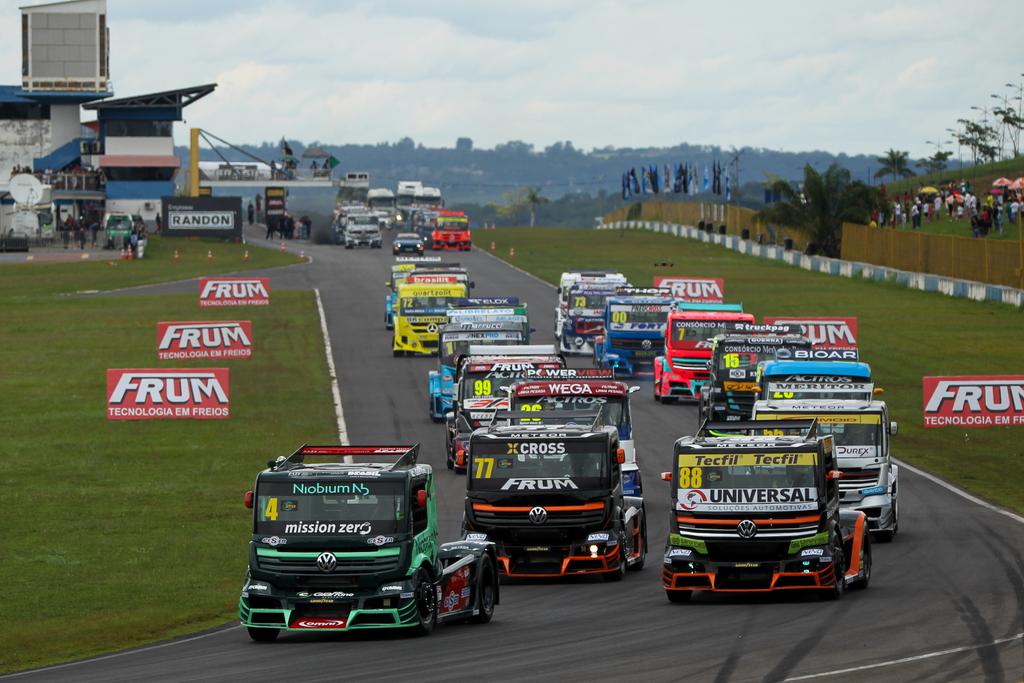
xmin=629 ymin=518 xmax=647 ymax=571
xmin=874 ymin=501 xmax=897 ymax=542
xmin=850 ymin=536 xmax=872 ymax=590
xmin=411 ymin=569 xmax=437 ymax=636
xmin=820 ymin=543 xmax=845 ymax=601
xmin=603 ymin=541 xmax=627 ymax=582
xmin=471 ymin=560 xmax=497 ymax=624
xmin=247 ymin=627 xmax=279 ymax=642
xmin=666 ymin=590 xmax=692 ymax=603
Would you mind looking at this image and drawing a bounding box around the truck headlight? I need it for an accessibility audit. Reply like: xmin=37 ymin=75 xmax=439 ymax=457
xmin=588 ymin=544 xmax=599 ymax=557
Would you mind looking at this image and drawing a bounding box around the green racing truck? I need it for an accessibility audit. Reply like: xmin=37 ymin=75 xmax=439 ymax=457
xmin=239 ymin=444 xmax=499 ymax=640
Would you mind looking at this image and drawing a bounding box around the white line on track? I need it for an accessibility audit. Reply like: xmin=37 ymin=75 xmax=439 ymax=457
xmin=314 ymin=287 xmax=348 ymax=444
xmin=0 ymin=626 xmax=241 ymax=679
xmin=473 ymin=245 xmax=556 ymax=290
xmin=783 ymin=632 xmax=1023 ymax=680
xmin=894 ymin=458 xmax=1024 ymax=526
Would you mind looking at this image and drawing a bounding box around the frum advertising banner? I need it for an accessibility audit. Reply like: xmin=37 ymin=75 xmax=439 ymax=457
xmin=199 ymin=277 xmax=270 ymax=307
xmin=922 ymin=375 xmax=1024 ymax=428
xmin=156 ymin=321 xmax=253 ymax=360
xmin=161 ymin=197 xmax=242 ymax=239
xmin=107 ymin=368 xmax=230 ymax=420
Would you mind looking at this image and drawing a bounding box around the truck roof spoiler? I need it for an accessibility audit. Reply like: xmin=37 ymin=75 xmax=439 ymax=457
xmin=270 ymin=444 xmax=420 ymax=470
xmin=696 ymin=419 xmax=817 ymax=439
xmin=491 ymin=410 xmax=602 ymax=429
xmin=467 ymin=344 xmax=558 ymax=357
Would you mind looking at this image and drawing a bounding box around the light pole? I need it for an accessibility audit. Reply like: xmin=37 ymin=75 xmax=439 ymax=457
xmin=991 ymin=93 xmax=1013 ymax=159
xmin=946 ymin=127 xmax=963 ymax=174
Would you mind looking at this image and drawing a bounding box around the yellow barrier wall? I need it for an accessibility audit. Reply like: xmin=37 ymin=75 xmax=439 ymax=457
xmin=840 ymin=223 xmax=1023 ymax=289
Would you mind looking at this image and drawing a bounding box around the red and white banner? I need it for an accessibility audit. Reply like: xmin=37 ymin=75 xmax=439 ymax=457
xmin=157 ymin=321 xmax=253 ymax=360
xmin=763 ymin=317 xmax=858 ymax=349
xmin=199 ymin=277 xmax=270 ymax=307
xmin=107 ymin=368 xmax=230 ymax=420
xmin=653 ymin=276 xmax=724 ymax=303
xmin=922 ymin=375 xmax=1024 ymax=428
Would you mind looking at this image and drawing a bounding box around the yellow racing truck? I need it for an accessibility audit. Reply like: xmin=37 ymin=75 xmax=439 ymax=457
xmin=394 ymin=280 xmax=469 ymax=356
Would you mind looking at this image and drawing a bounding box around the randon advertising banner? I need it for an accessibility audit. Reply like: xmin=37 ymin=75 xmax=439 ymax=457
xmin=199 ymin=277 xmax=270 ymax=307
xmin=107 ymin=368 xmax=230 ymax=420
xmin=922 ymin=375 xmax=1024 ymax=428
xmin=653 ymin=276 xmax=724 ymax=303
xmin=157 ymin=321 xmax=253 ymax=360
xmin=763 ymin=317 xmax=858 ymax=349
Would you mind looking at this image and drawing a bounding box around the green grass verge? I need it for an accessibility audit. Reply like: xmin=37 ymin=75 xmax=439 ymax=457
xmin=885 ymin=210 xmax=1023 ymax=241
xmin=0 ymin=244 xmax=335 ymax=673
xmin=489 ymin=227 xmax=1024 ymax=514
xmin=882 ymin=156 xmax=1024 ymax=196
xmin=0 ymin=233 xmax=303 ymax=297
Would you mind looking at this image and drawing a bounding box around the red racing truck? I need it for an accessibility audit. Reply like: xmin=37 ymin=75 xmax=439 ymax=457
xmin=653 ymin=306 xmax=753 ymax=403
xmin=431 ymin=210 xmax=472 ymax=251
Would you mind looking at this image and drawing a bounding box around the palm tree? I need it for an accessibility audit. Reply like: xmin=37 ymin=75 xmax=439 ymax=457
xmin=524 ymin=186 xmax=548 ymax=227
xmin=874 ymin=149 xmax=916 ymax=184
xmin=757 ymin=163 xmax=877 ymax=257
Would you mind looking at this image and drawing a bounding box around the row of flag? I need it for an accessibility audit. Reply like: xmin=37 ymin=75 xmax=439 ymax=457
xmin=621 ymin=161 xmax=731 ymax=201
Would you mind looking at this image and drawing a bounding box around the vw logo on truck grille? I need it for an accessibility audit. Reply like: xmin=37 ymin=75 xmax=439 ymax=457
xmin=528 ymin=507 xmax=548 ymax=524
xmin=316 ymin=551 xmax=337 ymax=572
xmin=737 ymin=520 xmax=758 ymax=539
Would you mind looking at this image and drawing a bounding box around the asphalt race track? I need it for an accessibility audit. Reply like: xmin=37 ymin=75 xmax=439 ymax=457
xmin=12 ymin=230 xmax=1024 ymax=683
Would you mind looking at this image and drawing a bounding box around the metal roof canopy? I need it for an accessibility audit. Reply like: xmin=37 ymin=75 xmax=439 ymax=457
xmin=83 ymin=83 xmax=216 ymax=117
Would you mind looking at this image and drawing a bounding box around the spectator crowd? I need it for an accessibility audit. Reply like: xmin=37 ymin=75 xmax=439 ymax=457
xmin=869 ymin=180 xmax=1023 ymax=238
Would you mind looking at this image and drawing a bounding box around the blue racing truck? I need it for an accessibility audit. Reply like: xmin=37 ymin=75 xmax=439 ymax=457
xmin=593 ymin=287 xmax=674 ymax=377
xmin=427 ymin=298 xmax=531 ymax=422
xmin=428 ymin=322 xmax=527 ymax=422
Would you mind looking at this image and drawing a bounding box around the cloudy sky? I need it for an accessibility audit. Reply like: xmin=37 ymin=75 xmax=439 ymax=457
xmin=1 ymin=0 xmax=1019 ymax=157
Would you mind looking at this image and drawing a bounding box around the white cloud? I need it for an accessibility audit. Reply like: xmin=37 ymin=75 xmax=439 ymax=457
xmin=0 ymin=0 xmax=1016 ymax=158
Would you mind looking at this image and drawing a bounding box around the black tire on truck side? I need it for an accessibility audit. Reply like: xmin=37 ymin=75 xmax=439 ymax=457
xmin=410 ymin=568 xmax=437 ymax=636
xmin=471 ymin=559 xmax=497 ymax=624
xmin=247 ymin=627 xmax=279 ymax=642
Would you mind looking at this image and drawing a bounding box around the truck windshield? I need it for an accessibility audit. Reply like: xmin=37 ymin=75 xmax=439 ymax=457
xmin=675 ymin=451 xmax=819 ymax=512
xmin=515 ymin=396 xmax=626 ymax=428
xmin=569 ymin=293 xmax=608 ymax=311
xmin=255 ymin=479 xmax=406 ymax=536
xmin=440 ymin=334 xmax=523 ymax=365
xmin=349 ymin=215 xmax=377 ymax=226
xmin=814 ymin=421 xmax=882 ymax=447
xmin=609 ymin=303 xmax=668 ymax=327
xmin=670 ymin=320 xmax=742 ymax=348
xmin=400 ymin=295 xmax=458 ymax=311
xmin=470 ymin=439 xmax=608 ymax=490
xmin=461 ymin=371 xmax=522 ymax=400
xmin=718 ymin=345 xmax=802 ymax=370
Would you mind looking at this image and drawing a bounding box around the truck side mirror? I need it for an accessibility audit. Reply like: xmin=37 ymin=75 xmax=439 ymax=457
xmin=416 ymin=489 xmax=428 ymax=508
xmin=889 ymin=421 xmax=898 ymax=436
xmin=660 ymin=471 xmax=672 ymax=481
xmin=628 ymin=386 xmax=640 ymax=394
xmin=244 ymin=490 xmax=254 ymax=509
xmin=444 ymin=412 xmax=455 ymax=421
xmin=873 ymin=387 xmax=885 ymax=395
xmin=826 ymin=470 xmax=843 ymax=481
xmin=616 ymin=448 xmax=625 ymax=464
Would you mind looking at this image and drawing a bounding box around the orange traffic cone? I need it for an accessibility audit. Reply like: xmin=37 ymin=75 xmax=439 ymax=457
xmin=280 ymin=241 xmax=286 ymax=253
xmin=509 ymin=247 xmax=515 ymax=258
xmin=127 ymin=247 xmax=134 ymax=261
xmin=243 ymin=250 xmax=249 ymax=262
xmin=119 ymin=247 xmax=126 ymax=260
xmin=173 ymin=249 xmax=180 ymax=262
xmin=490 ymin=241 xmax=495 ymax=252
xmin=207 ymin=249 xmax=213 ymax=261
